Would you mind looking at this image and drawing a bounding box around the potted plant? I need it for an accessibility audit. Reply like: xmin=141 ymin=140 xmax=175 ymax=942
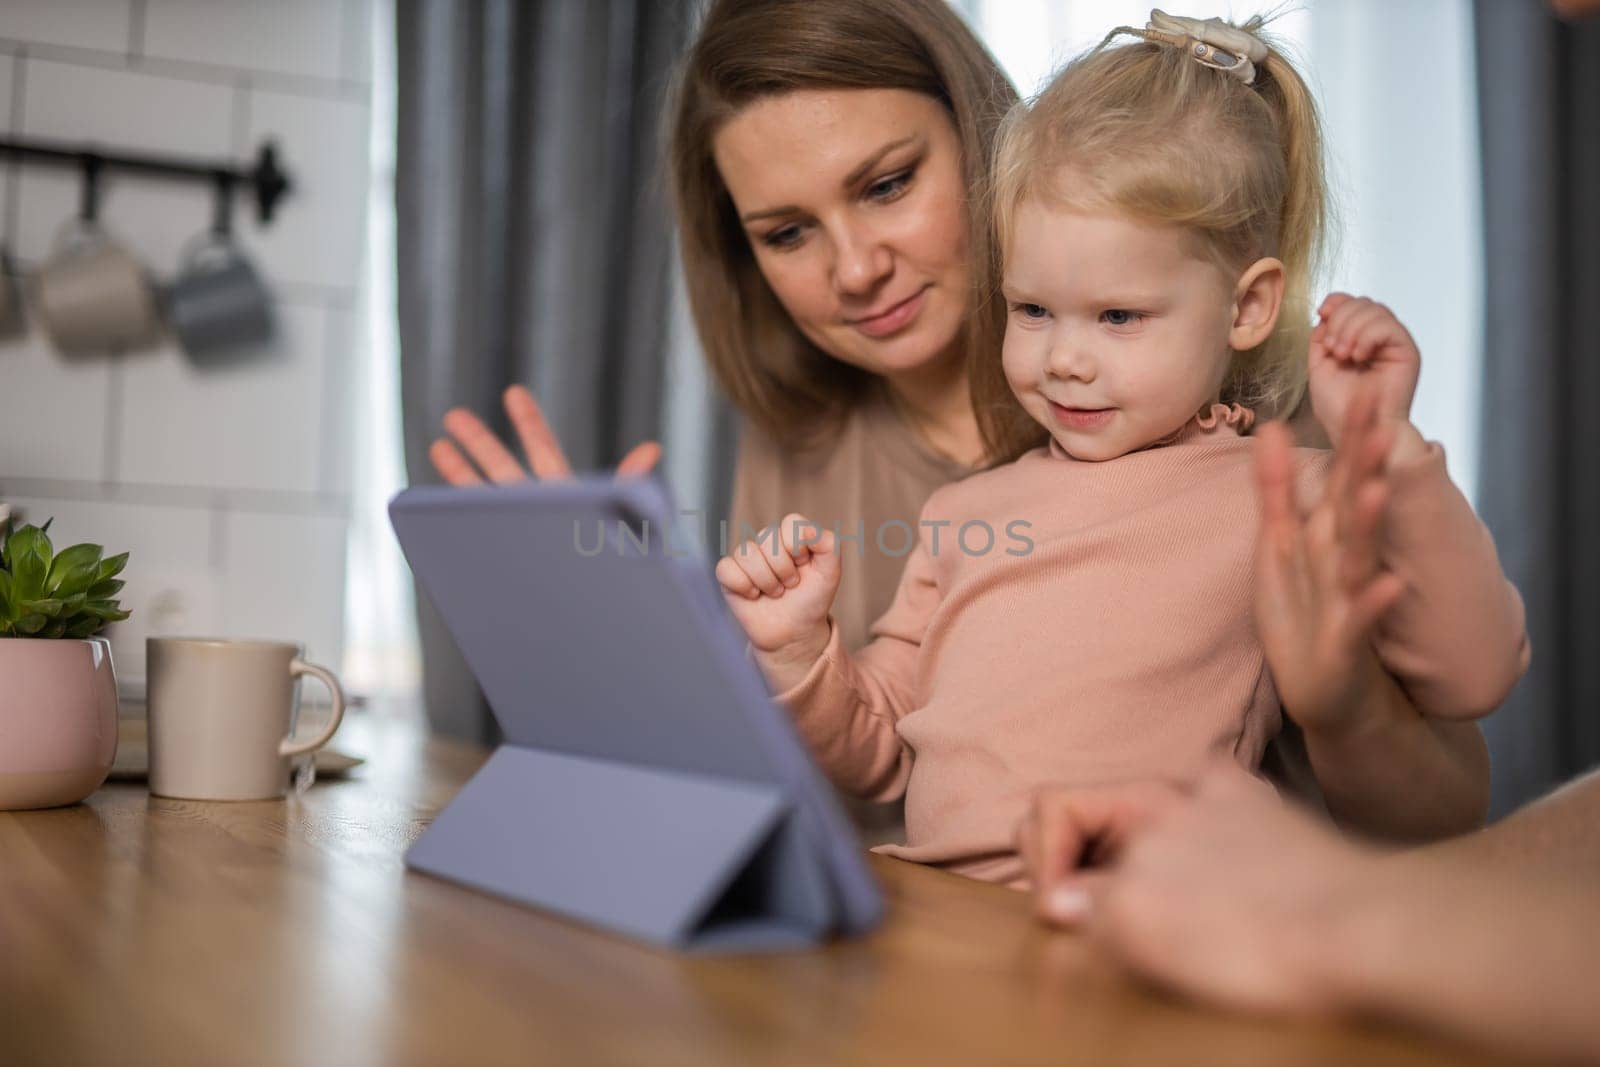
xmin=0 ymin=518 xmax=130 ymax=810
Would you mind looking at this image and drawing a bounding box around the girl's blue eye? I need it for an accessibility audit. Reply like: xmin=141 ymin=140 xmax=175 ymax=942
xmin=1015 ymin=302 xmax=1048 ymax=320
xmin=1101 ymin=309 xmax=1144 ymax=327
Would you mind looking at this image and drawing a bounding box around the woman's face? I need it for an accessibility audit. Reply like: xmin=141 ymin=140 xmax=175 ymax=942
xmin=712 ymin=88 xmax=971 ymax=378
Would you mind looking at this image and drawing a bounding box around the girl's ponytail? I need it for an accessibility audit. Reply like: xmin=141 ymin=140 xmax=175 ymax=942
xmin=1233 ymin=18 xmax=1329 ymax=419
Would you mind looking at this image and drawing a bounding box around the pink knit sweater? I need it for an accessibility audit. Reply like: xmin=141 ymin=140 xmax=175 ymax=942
xmin=774 ymin=410 xmax=1531 ymax=886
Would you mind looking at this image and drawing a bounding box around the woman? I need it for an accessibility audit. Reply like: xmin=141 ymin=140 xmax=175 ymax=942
xmin=426 ymin=0 xmax=1487 ymax=842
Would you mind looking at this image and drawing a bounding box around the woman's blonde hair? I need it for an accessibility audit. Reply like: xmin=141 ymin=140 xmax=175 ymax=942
xmin=979 ymin=14 xmax=1329 ymax=461
xmin=668 ymin=0 xmax=1041 ymax=461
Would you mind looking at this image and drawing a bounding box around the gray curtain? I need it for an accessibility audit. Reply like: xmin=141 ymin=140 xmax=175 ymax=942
xmin=395 ymin=0 xmax=698 ymax=741
xmin=1474 ymin=1 xmax=1600 ymax=814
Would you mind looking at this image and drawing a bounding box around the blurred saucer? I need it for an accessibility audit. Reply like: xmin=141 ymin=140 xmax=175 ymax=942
xmin=108 ymin=716 xmax=364 ymax=782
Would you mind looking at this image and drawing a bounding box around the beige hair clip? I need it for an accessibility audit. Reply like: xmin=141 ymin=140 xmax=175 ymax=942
xmin=1136 ymin=8 xmax=1269 ymax=85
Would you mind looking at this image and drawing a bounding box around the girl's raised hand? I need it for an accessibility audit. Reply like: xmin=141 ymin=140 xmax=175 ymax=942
xmin=428 ymin=385 xmax=662 ymax=485
xmin=1307 ymin=293 xmax=1421 ymax=449
xmin=1253 ymin=386 xmax=1407 ymax=737
xmin=715 ymin=513 xmax=841 ymax=680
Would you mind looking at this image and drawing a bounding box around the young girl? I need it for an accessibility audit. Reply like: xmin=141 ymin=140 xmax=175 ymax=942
xmin=714 ymin=11 xmax=1529 ymax=886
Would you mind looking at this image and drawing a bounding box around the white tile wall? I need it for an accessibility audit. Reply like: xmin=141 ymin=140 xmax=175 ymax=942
xmin=0 ymin=3 xmax=373 ymax=686
xmin=0 ymin=325 xmax=114 ymax=480
xmin=19 ymin=58 xmax=232 ymax=155
xmin=340 ymin=0 xmax=374 ymax=86
xmin=238 ymin=88 xmax=369 ymax=290
xmin=142 ymin=0 xmax=348 ymax=83
xmin=316 ymin=306 xmax=356 ymax=497
xmin=0 ymin=1 xmax=133 ymax=56
xmin=115 ymin=302 xmax=330 ymax=493
xmin=220 ymin=508 xmax=346 ymax=668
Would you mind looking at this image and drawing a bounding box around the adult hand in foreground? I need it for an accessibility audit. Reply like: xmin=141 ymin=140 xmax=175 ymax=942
xmin=1042 ymin=762 xmax=1600 ymax=1064
xmin=1016 ymin=777 xmax=1193 ymax=925
xmin=1079 ymin=765 xmax=1374 ymax=1017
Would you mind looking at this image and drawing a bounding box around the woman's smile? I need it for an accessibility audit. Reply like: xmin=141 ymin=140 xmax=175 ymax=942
xmin=849 ymin=284 xmax=931 ymax=338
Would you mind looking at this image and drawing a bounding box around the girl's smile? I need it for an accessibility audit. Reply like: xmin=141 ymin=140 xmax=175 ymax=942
xmin=1047 ymin=401 xmax=1116 ymax=431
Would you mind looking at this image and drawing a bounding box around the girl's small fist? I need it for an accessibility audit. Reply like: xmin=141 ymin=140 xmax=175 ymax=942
xmin=714 ymin=513 xmax=842 ymax=655
xmin=1308 ymin=293 xmax=1421 ymax=445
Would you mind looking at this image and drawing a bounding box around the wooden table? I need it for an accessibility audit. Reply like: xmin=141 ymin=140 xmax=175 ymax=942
xmin=0 ymin=711 xmax=1505 ymax=1066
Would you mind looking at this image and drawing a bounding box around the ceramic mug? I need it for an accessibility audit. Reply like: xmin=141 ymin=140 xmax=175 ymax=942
xmin=34 ymin=221 xmax=161 ymax=355
xmin=146 ymin=638 xmax=346 ymax=801
xmin=165 ymin=236 xmax=274 ymax=360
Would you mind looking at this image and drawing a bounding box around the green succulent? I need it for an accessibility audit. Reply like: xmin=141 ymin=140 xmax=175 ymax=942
xmin=0 ymin=518 xmax=130 ymax=639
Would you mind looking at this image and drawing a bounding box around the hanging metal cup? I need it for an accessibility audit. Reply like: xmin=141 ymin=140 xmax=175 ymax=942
xmin=164 ymin=233 xmax=275 ymax=361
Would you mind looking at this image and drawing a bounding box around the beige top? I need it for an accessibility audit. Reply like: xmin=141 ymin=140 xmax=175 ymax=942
xmin=728 ymin=383 xmax=971 ymax=652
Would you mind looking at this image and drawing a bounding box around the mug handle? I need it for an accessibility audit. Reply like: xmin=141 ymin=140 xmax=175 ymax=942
xmin=177 ymin=229 xmax=238 ymax=272
xmin=279 ymin=658 xmax=347 ymax=757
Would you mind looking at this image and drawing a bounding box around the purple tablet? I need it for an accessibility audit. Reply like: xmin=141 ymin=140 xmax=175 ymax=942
xmin=389 ymin=475 xmax=884 ymax=951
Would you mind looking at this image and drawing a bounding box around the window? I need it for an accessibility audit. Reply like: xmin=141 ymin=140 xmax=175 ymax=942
xmin=343 ymin=0 xmax=422 ymax=714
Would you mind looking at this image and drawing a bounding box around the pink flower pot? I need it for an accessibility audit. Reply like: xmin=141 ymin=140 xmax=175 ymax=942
xmin=0 ymin=637 xmax=119 ymax=810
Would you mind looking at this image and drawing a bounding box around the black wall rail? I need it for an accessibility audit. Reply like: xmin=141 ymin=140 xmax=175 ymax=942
xmin=0 ymin=137 xmax=292 ymax=226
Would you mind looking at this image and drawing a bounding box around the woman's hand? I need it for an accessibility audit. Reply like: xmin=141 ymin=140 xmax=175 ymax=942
xmin=1084 ymin=764 xmax=1379 ymax=1018
xmin=428 ymin=385 xmax=662 ymax=484
xmin=1075 ymin=767 xmax=1600 ymax=1062
xmin=1307 ymin=293 xmax=1420 ymax=449
xmin=715 ymin=513 xmax=841 ymax=686
xmin=1016 ymin=778 xmax=1190 ymax=925
xmin=1253 ymin=386 xmax=1407 ymax=739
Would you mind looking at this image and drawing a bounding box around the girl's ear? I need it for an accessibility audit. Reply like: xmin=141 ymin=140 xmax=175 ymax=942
xmin=1229 ymin=257 xmax=1285 ymax=351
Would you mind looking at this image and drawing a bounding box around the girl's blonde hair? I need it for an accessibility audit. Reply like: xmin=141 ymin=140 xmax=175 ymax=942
xmin=979 ymin=14 xmax=1328 ymax=460
xmin=668 ymin=0 xmax=1042 ymax=462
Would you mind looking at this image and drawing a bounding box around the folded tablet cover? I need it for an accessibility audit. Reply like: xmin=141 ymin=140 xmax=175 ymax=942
xmin=389 ymin=477 xmax=883 ymax=950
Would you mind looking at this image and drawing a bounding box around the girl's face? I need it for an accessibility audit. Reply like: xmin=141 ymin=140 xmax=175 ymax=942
xmin=713 ymin=89 xmax=971 ymax=379
xmin=1000 ymin=200 xmax=1240 ymax=462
